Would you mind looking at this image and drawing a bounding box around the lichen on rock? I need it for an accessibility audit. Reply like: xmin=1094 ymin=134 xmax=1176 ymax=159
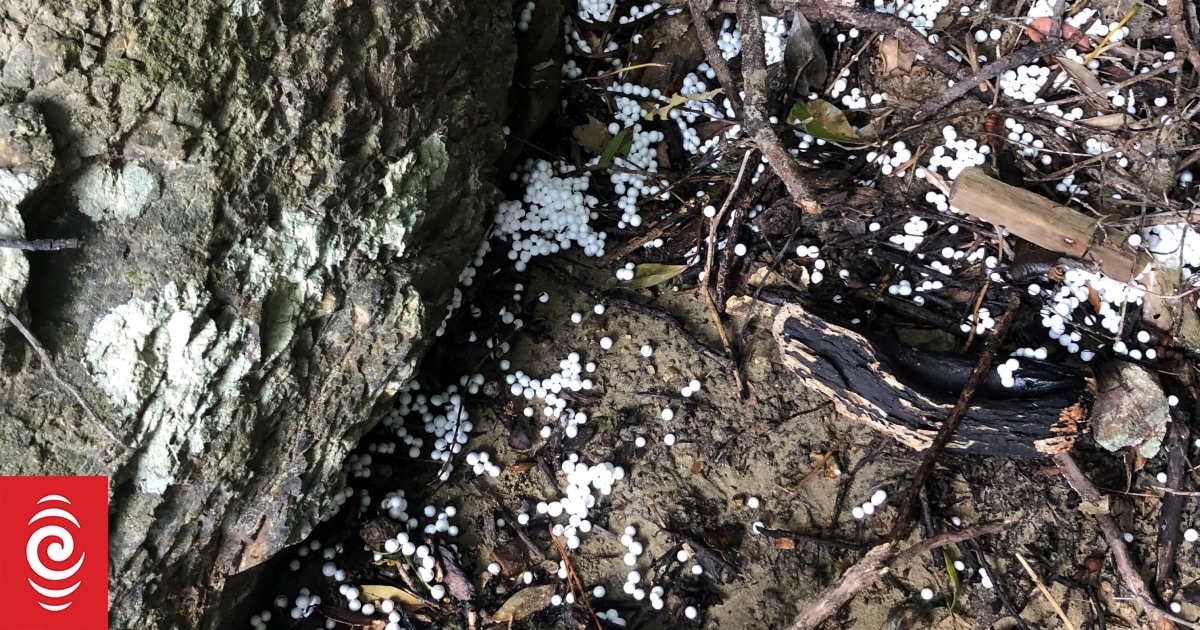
xmin=71 ymin=162 xmax=156 ymax=224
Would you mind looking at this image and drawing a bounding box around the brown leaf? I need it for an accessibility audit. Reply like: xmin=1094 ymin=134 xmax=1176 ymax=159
xmin=690 ymin=461 xmax=707 ymax=475
xmin=436 ymin=544 xmax=476 ymax=601
xmin=511 ymin=460 xmax=535 ymax=472
xmin=572 ymin=114 xmax=611 ymax=155
xmin=879 ymin=37 xmax=914 ymax=78
xmin=492 ymin=584 xmax=558 ymax=622
xmin=1078 ymin=113 xmax=1136 ymax=130
xmin=773 ymin=537 xmax=796 ymax=550
xmin=1055 ymin=57 xmax=1108 ymax=108
xmin=359 ymin=584 xmax=432 ymax=613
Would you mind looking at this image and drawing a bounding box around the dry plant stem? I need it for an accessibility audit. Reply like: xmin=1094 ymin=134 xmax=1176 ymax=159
xmin=1053 ymin=453 xmax=1190 ymax=630
xmin=1156 ymin=418 xmax=1189 ymax=592
xmin=737 ymin=0 xmax=820 ymax=214
xmin=688 ymin=0 xmax=744 ymax=118
xmin=702 ymin=151 xmax=753 ymax=394
xmin=549 ymin=526 xmax=603 ymax=630
xmin=888 ymin=292 xmax=1021 ymax=542
xmin=0 ymin=296 xmax=127 ymax=460
xmin=1016 ymin=553 xmax=1078 ymax=630
xmin=0 ymin=238 xmax=80 ymax=250
xmin=1168 ymin=0 xmax=1200 ymax=71
xmin=783 ymin=520 xmax=1009 ymax=630
xmin=913 ymin=35 xmax=1079 ymax=122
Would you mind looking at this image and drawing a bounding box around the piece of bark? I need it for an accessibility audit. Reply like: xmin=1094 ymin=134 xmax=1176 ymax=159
xmin=772 ymin=303 xmax=1087 ymax=457
xmin=950 ymin=168 xmax=1153 ymax=282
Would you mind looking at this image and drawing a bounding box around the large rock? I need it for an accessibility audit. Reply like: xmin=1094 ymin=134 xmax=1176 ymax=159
xmin=0 ymin=0 xmax=515 ymax=627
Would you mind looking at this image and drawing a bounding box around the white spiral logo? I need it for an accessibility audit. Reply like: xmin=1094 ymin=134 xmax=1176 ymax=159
xmin=26 ymin=494 xmax=85 ymax=612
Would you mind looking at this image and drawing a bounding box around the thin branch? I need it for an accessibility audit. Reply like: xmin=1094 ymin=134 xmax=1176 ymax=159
xmin=1053 ymin=453 xmax=1187 ymax=630
xmin=0 ymin=238 xmax=80 ymax=251
xmin=912 ymin=31 xmax=1088 ymax=123
xmin=783 ymin=520 xmax=1009 ymax=630
xmin=0 ymin=296 xmax=127 ymax=458
xmin=888 ymin=292 xmax=1021 ymax=542
xmin=701 ymin=150 xmax=753 ymax=394
xmin=688 ymin=0 xmax=744 ymax=118
xmin=1155 ymin=417 xmax=1188 ymax=591
xmin=736 ymin=0 xmax=820 ymax=213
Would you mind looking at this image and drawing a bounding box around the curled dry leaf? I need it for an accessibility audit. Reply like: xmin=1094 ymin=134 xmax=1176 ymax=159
xmin=628 ymin=263 xmax=689 ymax=289
xmin=359 ymin=584 xmax=433 ymax=613
xmin=878 ymin=37 xmax=915 ymax=78
xmin=1055 ymin=56 xmax=1108 ymax=108
xmin=492 ymin=584 xmax=558 ymax=622
xmin=1078 ymin=113 xmax=1139 ymax=130
xmin=1027 ymin=18 xmax=1091 ymax=51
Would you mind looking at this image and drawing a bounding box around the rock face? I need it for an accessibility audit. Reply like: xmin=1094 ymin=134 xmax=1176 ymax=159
xmin=0 ymin=0 xmax=514 ymax=627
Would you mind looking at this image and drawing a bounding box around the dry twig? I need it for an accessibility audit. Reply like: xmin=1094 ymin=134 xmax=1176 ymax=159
xmin=549 ymin=525 xmax=604 ymax=630
xmin=701 ymin=150 xmax=753 ymax=394
xmin=1054 ymin=452 xmax=1192 ymax=630
xmin=736 ymin=0 xmax=820 ymax=213
xmin=913 ymin=32 xmax=1087 ymax=122
xmin=688 ymin=0 xmax=744 ymax=118
xmin=783 ymin=520 xmax=1010 ymax=630
xmin=889 ymin=292 xmax=1022 ymax=542
xmin=0 ymin=238 xmax=80 ymax=251
xmin=0 ymin=296 xmax=127 ymax=460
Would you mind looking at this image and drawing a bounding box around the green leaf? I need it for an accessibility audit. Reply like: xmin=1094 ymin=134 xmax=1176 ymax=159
xmin=787 ymin=99 xmax=865 ymax=144
xmin=627 ymin=263 xmax=689 ymax=289
xmin=599 ymin=129 xmax=632 ymax=165
xmin=645 ymin=89 xmax=723 ymax=121
xmin=944 ymin=553 xmax=961 ymax=611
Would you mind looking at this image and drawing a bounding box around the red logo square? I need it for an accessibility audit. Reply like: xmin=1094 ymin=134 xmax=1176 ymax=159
xmin=0 ymin=477 xmax=108 ymax=630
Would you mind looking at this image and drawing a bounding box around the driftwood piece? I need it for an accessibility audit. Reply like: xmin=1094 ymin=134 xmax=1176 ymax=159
xmin=772 ymin=303 xmax=1086 ymax=457
xmin=950 ymin=168 xmax=1153 ymax=282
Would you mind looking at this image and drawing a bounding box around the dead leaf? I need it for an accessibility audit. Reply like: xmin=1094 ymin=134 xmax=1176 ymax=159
xmin=359 ymin=584 xmax=431 ymax=613
xmin=783 ymin=10 xmax=827 ymax=93
xmin=511 ymin=460 xmax=535 ymax=472
xmin=787 ymin=99 xmax=863 ymax=144
xmin=1027 ymin=18 xmax=1091 ymax=51
xmin=645 ymin=88 xmax=723 ymax=121
xmin=572 ymin=114 xmax=611 ymax=154
xmin=628 ymin=263 xmax=689 ymax=289
xmin=492 ymin=584 xmax=558 ymax=622
xmin=1056 ymin=57 xmax=1108 ymax=108
xmin=690 ymin=461 xmax=707 ymax=474
xmin=879 ymin=37 xmax=914 ymax=78
xmin=773 ymin=537 xmax=796 ymax=550
xmin=436 ymin=545 xmax=476 ymax=601
xmin=1078 ymin=113 xmax=1136 ymax=130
